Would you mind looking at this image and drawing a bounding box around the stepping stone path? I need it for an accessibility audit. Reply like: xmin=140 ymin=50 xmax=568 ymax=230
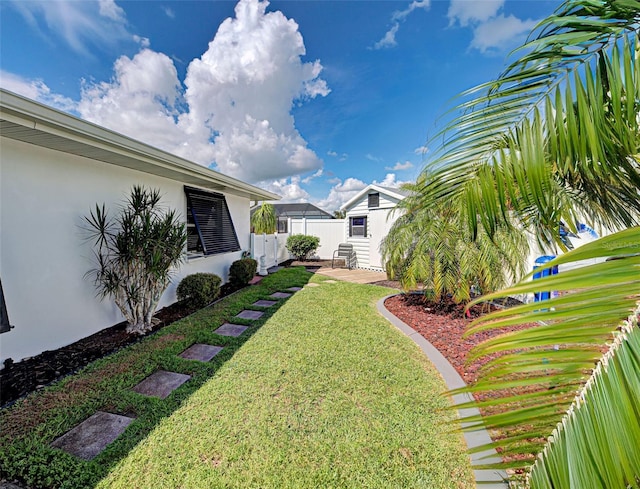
xmin=132 ymin=370 xmax=191 ymax=399
xmin=50 ymin=411 xmax=134 ymax=460
xmin=235 ymin=309 xmax=264 ymax=320
xmin=44 ymin=286 xmax=306 ymax=465
xmin=325 ymin=280 xmax=337 ymax=283
xmin=305 ymin=283 xmax=320 ymax=287
xmin=214 ymin=323 xmax=248 ymax=337
xmin=270 ymin=292 xmax=292 ymax=299
xmin=179 ymin=344 xmax=223 ymax=362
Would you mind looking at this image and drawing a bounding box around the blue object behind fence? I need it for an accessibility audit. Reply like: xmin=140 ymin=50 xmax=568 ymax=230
xmin=533 ymin=255 xmax=558 ymax=302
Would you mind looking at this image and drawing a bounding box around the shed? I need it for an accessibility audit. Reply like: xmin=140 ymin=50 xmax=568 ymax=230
xmin=340 ymin=185 xmax=408 ymax=270
xmin=0 ymin=89 xmax=279 ymax=365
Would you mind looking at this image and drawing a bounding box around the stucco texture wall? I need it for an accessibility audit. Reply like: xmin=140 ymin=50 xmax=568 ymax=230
xmin=0 ymin=137 xmax=249 ymax=364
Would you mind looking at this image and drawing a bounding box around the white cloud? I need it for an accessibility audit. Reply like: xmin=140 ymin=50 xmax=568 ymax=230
xmin=365 ymin=153 xmax=382 ymax=162
xmin=447 ymin=0 xmax=503 ymax=26
xmin=385 ymin=161 xmax=413 ymax=171
xmin=471 ymin=14 xmax=538 ymax=54
xmin=373 ymin=173 xmax=409 ymax=188
xmin=163 ymin=6 xmax=175 ymax=19
xmin=9 ymin=0 xmax=134 ymax=56
xmin=98 ymin=0 xmax=126 ymax=22
xmin=75 ymin=0 xmax=329 ymax=185
xmin=373 ymin=23 xmax=399 ymax=50
xmin=446 ymin=1 xmax=538 ymax=54
xmin=78 ymin=49 xmax=187 ymax=153
xmin=328 ymin=150 xmax=349 ymax=162
xmin=302 ymin=168 xmax=323 ymax=184
xmin=314 ymin=177 xmax=367 ymax=212
xmin=373 ymin=0 xmax=430 ymax=50
xmin=259 ymin=176 xmax=310 ymax=202
xmin=393 ymin=0 xmax=431 ymax=22
xmin=132 ymin=34 xmax=150 ymax=48
xmin=0 ymin=71 xmax=77 ymax=112
xmin=414 ymin=145 xmax=428 ymax=155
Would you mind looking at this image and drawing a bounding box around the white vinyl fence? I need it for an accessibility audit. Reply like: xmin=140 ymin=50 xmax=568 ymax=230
xmin=250 ymin=218 xmax=346 ymax=270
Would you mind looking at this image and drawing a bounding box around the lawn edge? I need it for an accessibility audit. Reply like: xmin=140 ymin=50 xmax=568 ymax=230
xmin=377 ymin=294 xmax=509 ymax=489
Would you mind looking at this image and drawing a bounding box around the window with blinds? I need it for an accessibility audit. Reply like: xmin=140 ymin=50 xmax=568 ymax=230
xmin=367 ymin=192 xmax=380 ymax=208
xmin=349 ymin=216 xmax=367 ymax=237
xmin=185 ymin=187 xmax=240 ymax=256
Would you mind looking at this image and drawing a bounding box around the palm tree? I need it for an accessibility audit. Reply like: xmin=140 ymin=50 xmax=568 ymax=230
xmin=381 ymin=178 xmax=528 ymax=302
xmin=251 ymin=202 xmax=277 ymax=234
xmin=407 ymin=0 xmax=640 ymax=486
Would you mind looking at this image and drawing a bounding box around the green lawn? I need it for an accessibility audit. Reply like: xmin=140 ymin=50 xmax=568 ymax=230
xmin=0 ymin=268 xmax=474 ymax=489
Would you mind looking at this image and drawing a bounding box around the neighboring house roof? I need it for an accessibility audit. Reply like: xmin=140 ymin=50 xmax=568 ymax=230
xmin=0 ymin=89 xmax=280 ymax=202
xmin=341 ymin=184 xmax=408 ymax=211
xmin=251 ymin=202 xmax=333 ymax=219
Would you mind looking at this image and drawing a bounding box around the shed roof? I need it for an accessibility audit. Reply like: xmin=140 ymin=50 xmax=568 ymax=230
xmin=340 ymin=184 xmax=409 ymax=211
xmin=250 ymin=202 xmax=333 ymax=219
xmin=0 ymin=89 xmax=280 ymax=202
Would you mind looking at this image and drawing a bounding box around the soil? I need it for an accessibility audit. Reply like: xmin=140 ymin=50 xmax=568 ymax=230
xmin=0 ymin=282 xmax=243 ymax=407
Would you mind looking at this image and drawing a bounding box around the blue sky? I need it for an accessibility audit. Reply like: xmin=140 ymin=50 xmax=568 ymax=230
xmin=0 ymin=0 xmax=559 ymax=211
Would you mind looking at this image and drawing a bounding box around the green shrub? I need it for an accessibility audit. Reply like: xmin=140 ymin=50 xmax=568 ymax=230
xmin=286 ymin=234 xmax=320 ymax=261
xmin=229 ymin=258 xmax=258 ymax=286
xmin=176 ymin=273 xmax=222 ymax=308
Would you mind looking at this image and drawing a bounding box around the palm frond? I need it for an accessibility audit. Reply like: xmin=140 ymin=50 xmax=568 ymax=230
xmin=454 ymin=227 xmax=640 ymax=484
xmin=421 ymin=2 xmax=640 ymax=246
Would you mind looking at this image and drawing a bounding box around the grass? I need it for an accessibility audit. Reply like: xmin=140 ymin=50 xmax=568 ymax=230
xmin=0 ymin=268 xmax=474 ymax=489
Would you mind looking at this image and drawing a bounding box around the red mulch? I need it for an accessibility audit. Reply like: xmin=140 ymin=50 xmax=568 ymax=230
xmin=384 ymin=294 xmax=529 ymax=386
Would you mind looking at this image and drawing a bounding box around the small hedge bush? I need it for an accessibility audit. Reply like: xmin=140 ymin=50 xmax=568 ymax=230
xmin=286 ymin=234 xmax=320 ymax=261
xmin=176 ymin=273 xmax=222 ymax=308
xmin=229 ymin=258 xmax=258 ymax=286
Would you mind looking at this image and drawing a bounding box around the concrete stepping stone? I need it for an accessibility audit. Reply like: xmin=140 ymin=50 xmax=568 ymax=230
xmin=132 ymin=370 xmax=191 ymax=399
xmin=252 ymin=299 xmax=277 ymax=308
xmin=287 ymin=286 xmax=303 ymax=291
xmin=270 ymin=292 xmax=292 ymax=299
xmin=325 ymin=280 xmax=337 ymax=283
xmin=305 ymin=283 xmax=320 ymax=287
xmin=50 ymin=411 xmax=134 ymax=460
xmin=179 ymin=344 xmax=223 ymax=362
xmin=235 ymin=309 xmax=264 ymax=320
xmin=214 ymin=323 xmax=248 ymax=337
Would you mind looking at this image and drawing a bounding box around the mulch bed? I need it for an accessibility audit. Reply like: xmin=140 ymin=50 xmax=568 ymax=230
xmin=384 ymin=293 xmax=522 ymax=386
xmin=0 ymin=282 xmax=243 ymax=408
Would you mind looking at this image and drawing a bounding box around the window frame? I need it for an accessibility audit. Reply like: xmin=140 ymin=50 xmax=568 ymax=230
xmin=367 ymin=192 xmax=380 ymax=208
xmin=349 ymin=216 xmax=367 ymax=238
xmin=184 ymin=186 xmax=241 ymax=257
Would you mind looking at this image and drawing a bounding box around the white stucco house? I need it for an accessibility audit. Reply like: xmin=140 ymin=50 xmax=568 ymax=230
xmin=341 ymin=184 xmax=408 ymax=270
xmin=0 ymin=89 xmax=279 ymax=366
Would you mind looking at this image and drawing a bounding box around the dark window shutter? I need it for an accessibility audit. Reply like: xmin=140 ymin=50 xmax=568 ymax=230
xmin=349 ymin=217 xmax=353 ymax=237
xmin=185 ymin=187 xmax=240 ymax=255
xmin=364 ymin=217 xmax=367 ymax=237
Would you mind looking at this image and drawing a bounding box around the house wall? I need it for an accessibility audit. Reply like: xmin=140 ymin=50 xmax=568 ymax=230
xmin=344 ymin=192 xmax=403 ymax=270
xmin=0 ymin=137 xmax=249 ymax=365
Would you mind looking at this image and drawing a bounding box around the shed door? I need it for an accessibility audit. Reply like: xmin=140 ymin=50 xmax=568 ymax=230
xmin=368 ymin=209 xmax=387 ymax=269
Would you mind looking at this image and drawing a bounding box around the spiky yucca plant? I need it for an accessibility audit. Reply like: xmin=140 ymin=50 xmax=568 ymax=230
xmin=85 ymin=186 xmax=186 ymax=335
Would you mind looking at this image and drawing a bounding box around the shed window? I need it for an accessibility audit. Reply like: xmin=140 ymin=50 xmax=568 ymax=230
xmin=368 ymin=192 xmax=380 ymax=208
xmin=185 ymin=187 xmax=240 ymax=256
xmin=277 ymin=218 xmax=288 ymax=234
xmin=349 ymin=216 xmax=367 ymax=237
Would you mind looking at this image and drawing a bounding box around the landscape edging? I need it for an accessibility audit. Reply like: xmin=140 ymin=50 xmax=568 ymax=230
xmin=377 ymin=294 xmax=509 ymax=489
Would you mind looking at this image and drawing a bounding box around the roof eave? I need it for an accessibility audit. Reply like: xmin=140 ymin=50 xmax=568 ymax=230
xmin=0 ymin=89 xmax=280 ymax=202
